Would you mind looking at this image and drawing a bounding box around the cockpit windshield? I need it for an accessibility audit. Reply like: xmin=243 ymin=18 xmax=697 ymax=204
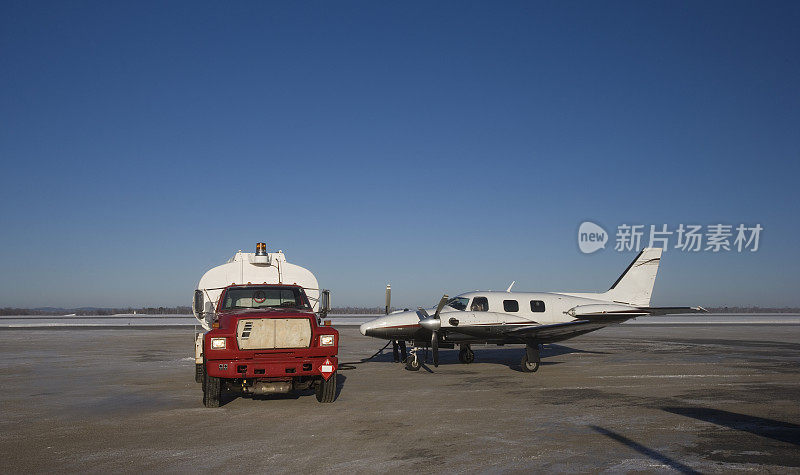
xmin=222 ymin=287 xmax=310 ymax=310
xmin=446 ymin=297 xmax=469 ymax=311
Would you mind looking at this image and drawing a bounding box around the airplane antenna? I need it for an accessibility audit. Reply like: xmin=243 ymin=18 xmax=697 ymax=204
xmin=506 ymin=281 xmax=515 ymax=292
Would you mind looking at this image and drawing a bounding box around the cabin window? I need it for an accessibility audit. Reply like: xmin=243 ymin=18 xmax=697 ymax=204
xmin=530 ymin=300 xmax=545 ymax=312
xmin=503 ymin=300 xmax=519 ymax=312
xmin=470 ymin=297 xmax=489 ymax=312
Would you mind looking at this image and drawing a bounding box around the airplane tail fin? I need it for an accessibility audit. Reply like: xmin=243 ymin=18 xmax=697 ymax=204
xmin=603 ymin=248 xmax=662 ymax=306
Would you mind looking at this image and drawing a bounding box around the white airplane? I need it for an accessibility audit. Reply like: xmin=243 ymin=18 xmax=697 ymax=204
xmin=360 ymin=248 xmax=705 ymax=372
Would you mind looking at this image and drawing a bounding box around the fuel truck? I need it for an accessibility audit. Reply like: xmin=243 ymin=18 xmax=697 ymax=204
xmin=193 ymin=243 xmax=338 ymax=407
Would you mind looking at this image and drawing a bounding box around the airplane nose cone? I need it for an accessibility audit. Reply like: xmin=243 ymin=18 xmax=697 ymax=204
xmin=359 ymin=322 xmax=369 ymax=336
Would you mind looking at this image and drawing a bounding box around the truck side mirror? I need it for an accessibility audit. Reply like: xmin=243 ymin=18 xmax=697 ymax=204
xmin=320 ymin=289 xmax=331 ymax=317
xmin=193 ymin=290 xmax=204 ymax=318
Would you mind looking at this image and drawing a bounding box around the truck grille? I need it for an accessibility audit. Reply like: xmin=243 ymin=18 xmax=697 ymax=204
xmin=236 ymin=319 xmax=311 ymax=350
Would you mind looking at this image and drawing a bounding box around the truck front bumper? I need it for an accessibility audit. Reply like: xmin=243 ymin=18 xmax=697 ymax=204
xmin=206 ymin=355 xmax=338 ymax=379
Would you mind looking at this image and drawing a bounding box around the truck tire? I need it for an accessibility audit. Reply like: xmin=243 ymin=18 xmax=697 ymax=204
xmin=195 ymin=363 xmax=204 ymax=383
xmin=315 ymin=372 xmax=337 ymax=403
xmin=203 ymin=370 xmax=222 ymax=408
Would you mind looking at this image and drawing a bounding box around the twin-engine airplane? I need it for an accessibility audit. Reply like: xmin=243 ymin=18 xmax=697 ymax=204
xmin=360 ymin=248 xmax=705 ymax=372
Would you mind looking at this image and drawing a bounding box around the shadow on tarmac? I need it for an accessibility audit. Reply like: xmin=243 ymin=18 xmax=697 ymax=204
xmin=662 ymin=407 xmax=800 ymax=446
xmin=342 ymin=343 xmax=608 ymax=372
xmin=589 ymin=425 xmax=701 ymax=474
xmin=217 ymin=374 xmax=348 ymax=406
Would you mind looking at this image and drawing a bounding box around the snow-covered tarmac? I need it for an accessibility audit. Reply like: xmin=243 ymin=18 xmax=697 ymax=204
xmin=0 ymin=324 xmax=798 ymax=472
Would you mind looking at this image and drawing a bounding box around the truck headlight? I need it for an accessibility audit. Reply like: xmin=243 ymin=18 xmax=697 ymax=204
xmin=320 ymin=335 xmax=334 ymax=346
xmin=210 ymin=337 xmax=226 ymax=350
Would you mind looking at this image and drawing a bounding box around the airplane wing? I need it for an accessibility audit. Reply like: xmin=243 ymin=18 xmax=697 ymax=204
xmin=501 ymin=305 xmax=707 ymax=342
xmin=503 ymin=320 xmax=615 ymax=341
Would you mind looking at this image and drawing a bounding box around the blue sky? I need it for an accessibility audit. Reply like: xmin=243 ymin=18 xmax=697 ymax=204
xmin=1 ymin=1 xmax=798 ymax=308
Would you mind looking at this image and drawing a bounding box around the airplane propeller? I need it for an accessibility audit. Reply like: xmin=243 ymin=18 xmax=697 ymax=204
xmin=385 ymin=284 xmax=391 ymax=316
xmin=418 ymin=294 xmax=449 ymax=367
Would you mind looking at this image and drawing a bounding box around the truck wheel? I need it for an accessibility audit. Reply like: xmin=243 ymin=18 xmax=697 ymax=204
xmin=203 ymin=370 xmax=222 ymax=407
xmin=315 ymin=372 xmax=337 ymax=403
xmin=195 ymin=363 xmax=204 ymax=383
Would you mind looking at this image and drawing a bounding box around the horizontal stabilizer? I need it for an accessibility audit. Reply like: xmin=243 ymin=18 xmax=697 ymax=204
xmin=566 ymin=303 xmax=646 ymax=318
xmin=567 ymin=303 xmax=707 ymax=319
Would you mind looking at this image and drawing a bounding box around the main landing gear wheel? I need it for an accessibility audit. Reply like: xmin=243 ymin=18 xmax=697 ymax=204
xmin=458 ymin=347 xmax=475 ymax=364
xmin=521 ymin=353 xmax=540 ymax=373
xmin=203 ymin=370 xmax=222 ymax=407
xmin=316 ymin=371 xmax=337 ymax=403
xmin=405 ymin=355 xmax=421 ymax=371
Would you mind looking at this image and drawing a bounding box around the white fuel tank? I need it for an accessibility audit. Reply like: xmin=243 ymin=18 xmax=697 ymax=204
xmin=193 ymin=247 xmax=320 ymax=331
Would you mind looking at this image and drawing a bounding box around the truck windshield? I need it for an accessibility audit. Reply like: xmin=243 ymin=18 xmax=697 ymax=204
xmin=222 ymin=287 xmax=310 ymax=310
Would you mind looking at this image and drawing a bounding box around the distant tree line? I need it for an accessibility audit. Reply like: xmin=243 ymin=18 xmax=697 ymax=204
xmin=0 ymin=306 xmax=391 ymax=315
xmin=0 ymin=306 xmax=193 ymax=316
xmin=328 ymin=306 xmax=394 ymax=315
xmin=704 ymin=307 xmax=800 ymax=314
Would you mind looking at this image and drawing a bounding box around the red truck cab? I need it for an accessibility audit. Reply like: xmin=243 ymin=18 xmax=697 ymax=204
xmin=201 ymin=284 xmax=338 ymax=407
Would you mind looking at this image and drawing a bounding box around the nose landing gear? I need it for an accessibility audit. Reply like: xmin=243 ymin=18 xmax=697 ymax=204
xmin=405 ymin=347 xmax=421 ymax=371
